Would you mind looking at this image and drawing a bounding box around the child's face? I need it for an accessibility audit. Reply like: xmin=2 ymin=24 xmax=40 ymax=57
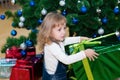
xmin=50 ymin=23 xmax=66 ymax=42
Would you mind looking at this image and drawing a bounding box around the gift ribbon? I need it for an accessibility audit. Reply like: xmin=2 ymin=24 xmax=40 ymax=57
xmin=79 ymin=44 xmax=94 ymax=80
xmin=88 ymin=32 xmax=115 ymax=41
xmin=70 ymin=43 xmax=94 ymax=80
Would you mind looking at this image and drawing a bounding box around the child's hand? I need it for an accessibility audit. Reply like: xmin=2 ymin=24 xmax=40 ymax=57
xmin=84 ymin=49 xmax=99 ymax=61
xmin=80 ymin=37 xmax=92 ymax=41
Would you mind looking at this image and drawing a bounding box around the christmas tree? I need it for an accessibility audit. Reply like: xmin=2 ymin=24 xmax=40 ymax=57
xmin=2 ymin=0 xmax=120 ymax=54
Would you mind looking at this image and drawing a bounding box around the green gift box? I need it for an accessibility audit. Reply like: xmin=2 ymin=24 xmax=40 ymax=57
xmin=67 ymin=32 xmax=120 ymax=80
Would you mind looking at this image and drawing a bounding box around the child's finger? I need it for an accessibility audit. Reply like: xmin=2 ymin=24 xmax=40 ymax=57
xmin=93 ymin=54 xmax=98 ymax=59
xmin=88 ymin=57 xmax=91 ymax=61
xmin=91 ymin=56 xmax=95 ymax=61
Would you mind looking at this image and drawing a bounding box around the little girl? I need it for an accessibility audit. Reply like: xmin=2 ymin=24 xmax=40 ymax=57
xmin=37 ymin=12 xmax=99 ymax=80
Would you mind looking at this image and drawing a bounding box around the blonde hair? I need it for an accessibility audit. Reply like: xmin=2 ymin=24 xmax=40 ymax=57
xmin=37 ymin=12 xmax=66 ymax=52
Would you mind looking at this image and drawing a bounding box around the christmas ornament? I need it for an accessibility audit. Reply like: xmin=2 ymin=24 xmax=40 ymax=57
xmin=117 ymin=36 xmax=120 ymax=41
xmin=62 ymin=10 xmax=67 ymax=16
xmin=18 ymin=22 xmax=24 ymax=27
xmin=72 ymin=18 xmax=78 ymax=24
xmin=11 ymin=29 xmax=17 ymax=36
xmin=0 ymin=14 xmax=6 ymax=20
xmin=92 ymin=33 xmax=98 ymax=38
xmin=25 ymin=40 xmax=33 ymax=47
xmin=113 ymin=6 xmax=119 ymax=14
xmin=118 ymin=0 xmax=120 ymax=4
xmin=96 ymin=8 xmax=101 ymax=13
xmin=11 ymin=0 xmax=15 ymax=5
xmin=115 ymin=31 xmax=120 ymax=36
xmin=17 ymin=10 xmax=22 ymax=16
xmin=59 ymin=0 xmax=65 ymax=6
xmin=80 ymin=6 xmax=87 ymax=13
xmin=38 ymin=18 xmax=43 ymax=24
xmin=101 ymin=17 xmax=108 ymax=24
xmin=78 ymin=0 xmax=81 ymax=3
xmin=20 ymin=42 xmax=27 ymax=50
xmin=20 ymin=16 xmax=25 ymax=22
xmin=98 ymin=18 xmax=101 ymax=22
xmin=98 ymin=27 xmax=104 ymax=35
xmin=29 ymin=0 xmax=35 ymax=7
xmin=20 ymin=50 xmax=27 ymax=56
xmin=41 ymin=8 xmax=47 ymax=15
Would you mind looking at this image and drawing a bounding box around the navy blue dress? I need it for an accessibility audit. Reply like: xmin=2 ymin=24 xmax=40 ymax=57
xmin=42 ymin=61 xmax=67 ymax=80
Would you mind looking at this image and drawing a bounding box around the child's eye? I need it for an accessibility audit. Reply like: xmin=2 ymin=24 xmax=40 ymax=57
xmin=64 ymin=27 xmax=66 ymax=30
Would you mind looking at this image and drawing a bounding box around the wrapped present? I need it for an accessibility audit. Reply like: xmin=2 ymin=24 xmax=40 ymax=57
xmin=67 ymin=33 xmax=120 ymax=80
xmin=6 ymin=46 xmax=36 ymax=59
xmin=10 ymin=67 xmax=31 ymax=80
xmin=0 ymin=58 xmax=17 ymax=78
xmin=6 ymin=46 xmax=22 ymax=59
xmin=26 ymin=47 xmax=36 ymax=57
xmin=10 ymin=59 xmax=34 ymax=80
xmin=10 ymin=54 xmax=43 ymax=80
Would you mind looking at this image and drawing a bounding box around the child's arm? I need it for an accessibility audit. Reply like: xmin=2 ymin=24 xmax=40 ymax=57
xmin=47 ymin=43 xmax=98 ymax=65
xmin=63 ymin=36 xmax=91 ymax=46
xmin=80 ymin=37 xmax=91 ymax=41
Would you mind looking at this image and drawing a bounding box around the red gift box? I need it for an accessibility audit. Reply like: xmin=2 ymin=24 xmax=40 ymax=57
xmin=10 ymin=59 xmax=34 ymax=80
xmin=6 ymin=46 xmax=22 ymax=59
xmin=10 ymin=54 xmax=43 ymax=80
xmin=10 ymin=67 xmax=31 ymax=80
xmin=6 ymin=46 xmax=36 ymax=59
